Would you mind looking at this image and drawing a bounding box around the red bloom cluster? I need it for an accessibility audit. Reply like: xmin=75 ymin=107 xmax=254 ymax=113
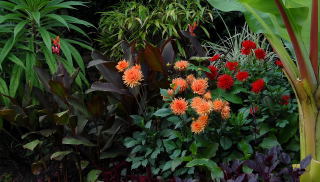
xmin=241 ymin=40 xmax=256 ymax=55
xmin=52 ymin=36 xmax=60 ymax=55
xmin=251 ymin=79 xmax=265 ymax=93
xmin=275 ymin=59 xmax=284 ymax=67
xmin=217 ymin=74 xmax=234 ymax=90
xmin=206 ymin=65 xmax=218 ymax=80
xmin=225 ymin=61 xmax=239 ymax=71
xmin=280 ymin=95 xmax=290 ymax=105
xmin=236 ymin=71 xmax=249 ymax=81
xmin=254 ymin=48 xmax=266 ymax=60
xmin=209 ymin=54 xmax=221 ymax=62
xmin=241 ymin=40 xmax=267 ymax=60
xmin=242 ymin=40 xmax=257 ymax=50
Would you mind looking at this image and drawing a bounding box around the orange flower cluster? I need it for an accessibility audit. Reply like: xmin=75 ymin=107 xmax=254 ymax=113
xmin=212 ymin=98 xmax=230 ymax=119
xmin=174 ymin=60 xmax=189 ymax=71
xmin=191 ymin=115 xmax=208 ymax=134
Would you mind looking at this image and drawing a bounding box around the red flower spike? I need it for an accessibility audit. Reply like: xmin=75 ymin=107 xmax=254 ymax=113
xmin=209 ymin=54 xmax=221 ymax=62
xmin=51 ymin=36 xmax=61 ymax=55
xmin=217 ymin=74 xmax=234 ymax=90
xmin=225 ymin=61 xmax=239 ymax=71
xmin=251 ymin=79 xmax=265 ymax=93
xmin=236 ymin=71 xmax=249 ymax=81
xmin=254 ymin=48 xmax=266 ymax=60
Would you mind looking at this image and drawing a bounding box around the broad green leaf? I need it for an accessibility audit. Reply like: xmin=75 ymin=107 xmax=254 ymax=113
xmin=153 ymin=108 xmax=172 ymax=117
xmin=259 ymin=135 xmax=280 ymax=149
xmin=23 ymin=140 xmax=42 ymax=151
xmin=50 ymin=151 xmax=72 ymax=160
xmin=9 ymin=65 xmax=22 ymax=97
xmin=62 ymin=136 xmax=95 ymax=147
xmin=86 ymin=169 xmax=101 ymax=182
xmin=186 ymin=158 xmax=223 ymax=178
xmin=207 ymin=0 xmax=245 ymax=12
xmin=220 ymin=137 xmax=232 ymax=150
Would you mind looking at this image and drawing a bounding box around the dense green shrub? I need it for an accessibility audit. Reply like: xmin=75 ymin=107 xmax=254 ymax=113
xmin=98 ymin=0 xmax=214 ymax=59
xmin=0 ymin=0 xmax=93 ymax=106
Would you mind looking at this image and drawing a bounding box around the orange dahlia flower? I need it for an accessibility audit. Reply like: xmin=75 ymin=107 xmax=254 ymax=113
xmin=116 ymin=59 xmax=129 ymax=72
xmin=191 ymin=97 xmax=212 ymax=115
xmin=170 ymin=98 xmax=188 ymax=115
xmin=122 ymin=65 xmax=143 ymax=88
xmin=212 ymin=98 xmax=224 ymax=112
xmin=172 ymin=78 xmax=188 ymax=92
xmin=191 ymin=115 xmax=208 ymax=134
xmin=162 ymin=89 xmax=174 ymax=100
xmin=174 ymin=60 xmax=189 ymax=71
xmin=191 ymin=78 xmax=208 ymax=95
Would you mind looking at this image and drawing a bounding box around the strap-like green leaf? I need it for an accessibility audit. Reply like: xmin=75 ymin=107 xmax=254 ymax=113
xmin=0 ymin=37 xmax=15 ymax=70
xmin=13 ymin=20 xmax=27 ymax=40
xmin=31 ymin=11 xmax=41 ymax=26
xmin=39 ymin=27 xmax=52 ymax=52
xmin=65 ymin=42 xmax=85 ymax=73
xmin=8 ymin=54 xmax=26 ymax=69
xmin=0 ymin=77 xmax=9 ymax=106
xmin=45 ymin=14 xmax=69 ymax=29
xmin=9 ymin=65 xmax=22 ymax=97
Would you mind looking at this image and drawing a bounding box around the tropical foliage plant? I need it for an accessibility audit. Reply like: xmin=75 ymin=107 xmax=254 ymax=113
xmin=0 ymin=0 xmax=94 ymax=106
xmin=207 ymin=0 xmax=320 ymax=181
xmin=98 ymin=0 xmax=214 ymax=59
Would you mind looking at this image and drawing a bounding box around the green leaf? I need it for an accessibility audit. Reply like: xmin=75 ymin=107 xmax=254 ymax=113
xmin=0 ymin=37 xmax=15 ymax=69
xmin=238 ymin=140 xmax=253 ymax=156
xmin=220 ymin=137 xmax=232 ymax=150
xmin=9 ymin=65 xmax=22 ymax=97
xmin=222 ymin=92 xmax=243 ymax=104
xmin=153 ymin=108 xmax=172 ymax=117
xmin=23 ymin=140 xmax=42 ymax=151
xmin=259 ymin=135 xmax=280 ymax=149
xmin=67 ymin=42 xmax=85 ymax=73
xmin=0 ymin=77 xmax=9 ymax=105
xmin=163 ymin=139 xmax=176 ymax=152
xmin=86 ymin=169 xmax=101 ymax=182
xmin=207 ymin=0 xmax=246 ymax=12
xmin=31 ymin=11 xmax=41 ymax=26
xmin=62 ymin=136 xmax=95 ymax=147
xmin=124 ymin=137 xmax=138 ymax=148
xmin=46 ymin=14 xmax=69 ymax=29
xmin=39 ymin=27 xmax=52 ymax=52
xmin=13 ymin=20 xmax=27 ymax=40
xmin=130 ymin=115 xmax=144 ymax=127
xmin=50 ymin=151 xmax=72 ymax=161
xmin=186 ymin=158 xmax=223 ymax=178
xmin=8 ymin=54 xmax=25 ymax=69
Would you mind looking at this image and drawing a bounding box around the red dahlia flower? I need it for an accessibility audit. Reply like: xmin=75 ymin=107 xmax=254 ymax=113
xmin=254 ymin=48 xmax=266 ymax=60
xmin=275 ymin=59 xmax=284 ymax=67
xmin=280 ymin=95 xmax=290 ymax=105
xmin=209 ymin=54 xmax=221 ymax=62
xmin=217 ymin=74 xmax=234 ymax=90
xmin=225 ymin=61 xmax=239 ymax=71
xmin=251 ymin=79 xmax=265 ymax=93
xmin=242 ymin=40 xmax=256 ymax=50
xmin=236 ymin=71 xmax=249 ymax=81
